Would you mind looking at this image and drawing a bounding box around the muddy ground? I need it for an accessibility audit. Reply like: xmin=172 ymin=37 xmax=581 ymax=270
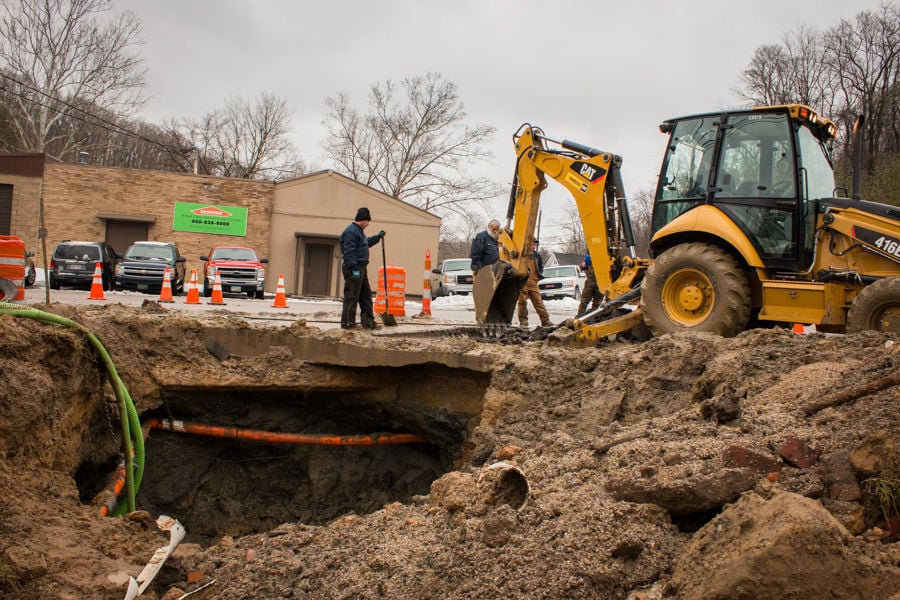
xmin=0 ymin=302 xmax=898 ymax=599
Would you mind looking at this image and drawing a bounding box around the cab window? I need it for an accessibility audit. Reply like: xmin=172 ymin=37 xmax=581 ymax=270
xmin=653 ymin=116 xmax=718 ymax=231
xmin=715 ymin=113 xmax=798 ymax=261
xmin=716 ymin=114 xmax=795 ymax=199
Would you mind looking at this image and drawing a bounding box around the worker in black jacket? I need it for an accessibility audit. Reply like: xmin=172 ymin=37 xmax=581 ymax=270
xmin=470 ymin=219 xmax=501 ymax=273
xmin=340 ymin=207 xmax=384 ymax=329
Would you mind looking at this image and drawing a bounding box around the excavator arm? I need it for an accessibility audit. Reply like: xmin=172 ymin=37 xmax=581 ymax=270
xmin=474 ymin=124 xmax=651 ymax=339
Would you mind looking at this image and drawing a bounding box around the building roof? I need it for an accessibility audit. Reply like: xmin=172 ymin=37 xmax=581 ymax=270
xmin=548 ymin=252 xmax=584 ymax=266
xmin=274 ymin=169 xmax=440 ymax=224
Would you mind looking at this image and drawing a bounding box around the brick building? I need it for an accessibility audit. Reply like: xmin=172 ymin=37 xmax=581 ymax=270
xmin=0 ymin=155 xmax=440 ymax=297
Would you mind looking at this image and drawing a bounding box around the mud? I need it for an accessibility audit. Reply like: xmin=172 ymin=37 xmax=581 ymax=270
xmin=0 ymin=302 xmax=898 ymax=599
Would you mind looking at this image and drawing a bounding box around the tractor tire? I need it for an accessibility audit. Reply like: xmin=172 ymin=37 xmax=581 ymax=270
xmin=847 ymin=277 xmax=900 ymax=333
xmin=641 ymin=242 xmax=751 ymax=338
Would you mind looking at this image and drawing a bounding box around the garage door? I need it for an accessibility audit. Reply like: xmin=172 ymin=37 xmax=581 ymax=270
xmin=105 ymin=220 xmax=149 ymax=255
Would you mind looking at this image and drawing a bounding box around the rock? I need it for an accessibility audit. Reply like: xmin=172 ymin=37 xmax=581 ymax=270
xmin=721 ymin=445 xmax=781 ymax=475
xmin=578 ymin=389 xmax=624 ymax=434
xmin=779 ymin=436 xmax=820 ymax=468
xmin=495 ymin=445 xmax=522 ymax=460
xmin=850 ymin=431 xmax=897 ymax=477
xmin=667 ymin=491 xmax=899 ymax=599
xmin=699 ymin=391 xmax=741 ymax=422
xmin=822 ymin=451 xmax=862 ymax=502
xmin=822 ymin=499 xmax=867 ymax=535
xmin=606 ymin=467 xmax=760 ymax=515
xmin=429 ymin=472 xmax=476 ymax=512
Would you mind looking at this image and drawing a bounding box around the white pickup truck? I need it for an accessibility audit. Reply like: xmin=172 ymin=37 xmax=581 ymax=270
xmin=430 ymin=258 xmax=474 ymax=297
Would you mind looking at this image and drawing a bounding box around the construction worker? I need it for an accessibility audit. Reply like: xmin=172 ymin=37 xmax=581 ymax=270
xmin=577 ymin=254 xmax=602 ymax=317
xmin=470 ymin=219 xmax=501 ymax=273
xmin=517 ymin=239 xmax=552 ymax=327
xmin=340 ymin=207 xmax=385 ymax=330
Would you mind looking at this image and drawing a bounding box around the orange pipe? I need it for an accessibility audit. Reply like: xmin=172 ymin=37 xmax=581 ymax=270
xmin=147 ymin=418 xmax=427 ymax=446
xmin=96 ymin=460 xmax=128 ymax=516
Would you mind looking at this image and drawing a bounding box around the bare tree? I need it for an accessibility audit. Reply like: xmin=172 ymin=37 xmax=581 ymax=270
xmin=824 ymin=2 xmax=900 ymax=169
xmin=556 ymin=204 xmax=588 ymax=256
xmin=216 ymin=94 xmax=300 ymax=180
xmin=322 ymin=72 xmax=501 ymax=219
xmin=162 ymin=93 xmax=303 ymax=180
xmin=736 ymin=2 xmax=900 ymax=203
xmin=0 ymin=0 xmax=146 ymax=157
xmin=737 ymin=26 xmax=836 ymax=113
xmin=628 ymin=187 xmax=655 ymax=258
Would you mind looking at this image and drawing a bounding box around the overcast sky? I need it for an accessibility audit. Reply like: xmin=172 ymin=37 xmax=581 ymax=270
xmin=117 ymin=0 xmax=883 ymax=247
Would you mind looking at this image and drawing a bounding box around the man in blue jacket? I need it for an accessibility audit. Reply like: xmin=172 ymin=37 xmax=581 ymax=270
xmin=340 ymin=207 xmax=385 ymax=329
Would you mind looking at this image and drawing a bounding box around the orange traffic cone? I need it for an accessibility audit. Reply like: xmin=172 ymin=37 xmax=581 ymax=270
xmin=272 ymin=273 xmax=288 ymax=308
xmin=158 ymin=267 xmax=174 ymax=302
xmin=209 ymin=272 xmax=225 ymax=305
xmin=87 ymin=262 xmax=106 ymax=300
xmin=184 ymin=269 xmax=201 ymax=304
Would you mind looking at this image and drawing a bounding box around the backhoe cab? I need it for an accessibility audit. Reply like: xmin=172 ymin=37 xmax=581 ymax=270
xmin=474 ymin=105 xmax=900 ymax=342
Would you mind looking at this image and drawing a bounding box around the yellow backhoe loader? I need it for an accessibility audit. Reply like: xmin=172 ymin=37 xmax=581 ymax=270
xmin=473 ymin=104 xmax=900 ymax=343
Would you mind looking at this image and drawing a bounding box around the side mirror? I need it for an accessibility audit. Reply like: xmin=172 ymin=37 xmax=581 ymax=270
xmin=176 ymin=256 xmax=187 ymax=263
xmin=432 ymin=268 xmax=441 ymax=274
xmin=260 ymin=258 xmax=269 ymax=263
xmin=200 ymin=256 xmax=208 ymax=261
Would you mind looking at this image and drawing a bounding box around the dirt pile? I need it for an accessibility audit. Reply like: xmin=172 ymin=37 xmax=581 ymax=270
xmin=0 ymin=303 xmax=898 ymax=599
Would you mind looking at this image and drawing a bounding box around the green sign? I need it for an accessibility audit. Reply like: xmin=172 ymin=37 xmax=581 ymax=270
xmin=173 ymin=202 xmax=248 ymax=236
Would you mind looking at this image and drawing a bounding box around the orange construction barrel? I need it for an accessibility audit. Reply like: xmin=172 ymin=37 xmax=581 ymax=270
xmin=0 ymin=235 xmax=26 ymax=301
xmin=375 ymin=264 xmax=406 ymax=317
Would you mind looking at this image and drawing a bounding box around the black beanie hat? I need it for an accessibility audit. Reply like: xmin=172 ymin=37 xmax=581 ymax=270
xmin=355 ymin=207 xmax=371 ymax=221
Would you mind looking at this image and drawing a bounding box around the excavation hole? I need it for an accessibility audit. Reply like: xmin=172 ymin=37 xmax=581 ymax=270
xmin=134 ymin=382 xmax=484 ymax=545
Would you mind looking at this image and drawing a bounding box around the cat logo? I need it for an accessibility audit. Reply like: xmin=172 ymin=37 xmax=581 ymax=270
xmin=571 ymin=161 xmax=606 ymax=183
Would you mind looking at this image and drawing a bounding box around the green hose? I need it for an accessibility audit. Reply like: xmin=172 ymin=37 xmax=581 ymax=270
xmin=0 ymin=301 xmax=145 ymax=514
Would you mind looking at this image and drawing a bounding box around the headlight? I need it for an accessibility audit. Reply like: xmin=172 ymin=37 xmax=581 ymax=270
xmin=207 ymin=266 xmax=216 ymax=278
xmin=115 ymin=264 xmax=123 ymax=276
xmin=562 ymin=279 xmax=574 ymax=287
xmin=257 ymin=267 xmax=265 ymax=280
xmin=443 ymin=275 xmax=456 ymax=284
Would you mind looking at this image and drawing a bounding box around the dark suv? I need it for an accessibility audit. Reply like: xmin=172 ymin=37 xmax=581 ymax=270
xmin=115 ymin=241 xmax=187 ymax=294
xmin=49 ymin=240 xmax=118 ymax=290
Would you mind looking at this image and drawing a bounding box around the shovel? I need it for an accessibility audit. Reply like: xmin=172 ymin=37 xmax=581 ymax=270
xmin=379 ymin=236 xmax=397 ymax=326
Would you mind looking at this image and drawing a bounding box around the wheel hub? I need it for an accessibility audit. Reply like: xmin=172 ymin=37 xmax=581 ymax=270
xmin=881 ymin=307 xmax=900 ymax=333
xmin=679 ymin=285 xmax=704 ymax=312
xmin=662 ymin=268 xmax=714 ymax=325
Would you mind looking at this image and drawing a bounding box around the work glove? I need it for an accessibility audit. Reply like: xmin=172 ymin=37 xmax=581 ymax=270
xmin=351 ymin=269 xmax=361 ymax=280
xmin=378 ymin=230 xmax=386 ymax=239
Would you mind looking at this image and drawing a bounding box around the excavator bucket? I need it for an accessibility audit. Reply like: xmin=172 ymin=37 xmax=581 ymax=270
xmin=473 ymin=266 xmax=526 ymax=325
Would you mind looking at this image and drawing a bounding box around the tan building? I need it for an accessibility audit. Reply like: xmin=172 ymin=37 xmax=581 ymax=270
xmin=0 ymin=156 xmax=441 ymax=298
xmin=271 ymin=170 xmax=440 ymax=297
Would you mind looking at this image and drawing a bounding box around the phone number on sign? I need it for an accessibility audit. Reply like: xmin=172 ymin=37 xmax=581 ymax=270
xmin=191 ymin=218 xmax=231 ymax=226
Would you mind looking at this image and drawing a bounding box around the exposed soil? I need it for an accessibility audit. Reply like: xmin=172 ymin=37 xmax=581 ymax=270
xmin=0 ymin=302 xmax=898 ymax=599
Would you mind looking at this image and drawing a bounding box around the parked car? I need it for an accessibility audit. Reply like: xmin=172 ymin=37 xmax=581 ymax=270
xmin=24 ymin=250 xmax=36 ymax=287
xmin=49 ymin=240 xmax=118 ymax=290
xmin=115 ymin=241 xmax=186 ymax=294
xmin=200 ymin=245 xmax=268 ymax=299
xmin=430 ymin=258 xmax=473 ymax=297
xmin=538 ymin=264 xmax=586 ymax=300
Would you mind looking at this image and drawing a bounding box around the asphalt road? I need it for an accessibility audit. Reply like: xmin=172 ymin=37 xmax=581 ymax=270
xmin=18 ymin=281 xmax=580 ymax=333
